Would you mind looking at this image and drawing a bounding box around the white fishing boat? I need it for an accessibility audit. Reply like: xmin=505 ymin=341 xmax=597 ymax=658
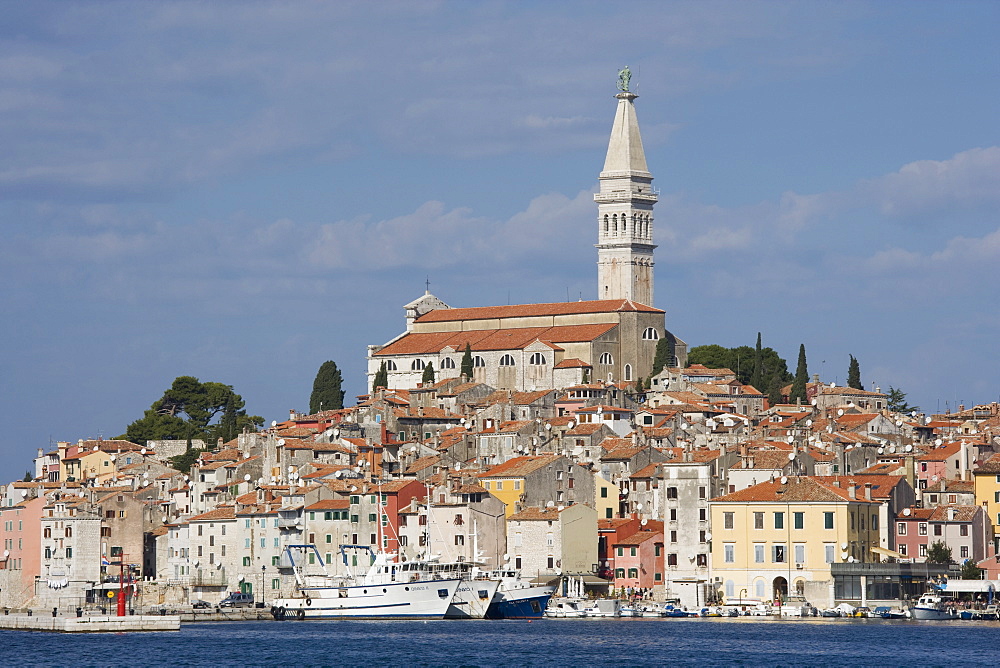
xmin=545 ymin=597 xmax=587 ymax=618
xmin=483 ymin=567 xmax=557 ymax=619
xmin=911 ymin=592 xmax=958 ymax=620
xmin=270 ymin=545 xmax=461 ymax=620
xmin=399 ymin=557 xmax=501 ymax=619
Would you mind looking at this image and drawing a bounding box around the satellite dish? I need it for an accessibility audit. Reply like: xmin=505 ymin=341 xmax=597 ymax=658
xmin=244 ymin=474 xmax=251 ymax=482
xmin=810 ymin=398 xmax=817 ymax=406
xmin=454 ymin=463 xmax=461 ymax=471
xmin=546 ymin=423 xmax=552 ymax=431
xmin=837 ymin=409 xmax=844 ymax=416
xmin=806 ymin=419 xmax=813 ymax=427
xmin=905 ymin=444 xmax=913 ymax=452
xmin=568 ymin=421 xmax=575 ymax=429
xmin=278 ymin=439 xmax=286 ymax=446
xmin=888 ymin=445 xmax=896 ymax=453
xmin=354 ymin=466 xmax=361 ymax=473
xmin=257 ymin=477 xmax=264 ymax=484
xmin=238 ymin=575 xmax=244 ymax=582
xmin=3 ymin=550 xmax=9 ymax=558
xmin=935 ymin=439 xmax=943 ymax=446
xmin=637 ymin=503 xmax=643 ymax=510
xmin=841 ymin=542 xmax=848 ymax=550
xmin=829 ymin=382 xmax=836 ymax=388
xmin=287 ymin=466 xmax=294 ymax=473
xmin=787 ymin=436 xmax=795 ymax=444
xmin=925 ymin=417 xmax=932 ymax=425
xmin=705 ymin=532 xmax=712 ymax=542
xmin=845 ymin=445 xmax=853 ymax=451
xmin=640 ymin=518 xmax=648 ymax=526
xmin=350 ymin=486 xmax=357 ymax=492
xmin=546 ymin=501 xmax=554 ymax=507
xmin=878 ymin=447 xmax=884 ymax=454
xmin=787 ymin=452 xmax=796 ymax=461
xmin=847 ymin=402 xmax=855 ymax=408
xmin=93 ymin=445 xmax=99 ymax=451
xmin=902 ymin=508 xmax=911 ymax=516
xmin=143 ymin=472 xmax=149 ymax=478
xmin=848 ymin=556 xmax=856 ymax=563
xmin=895 ymin=420 xmax=902 ymax=427
xmin=502 ymin=553 xmax=510 ymax=562
xmin=621 ymin=488 xmax=629 ymax=496
xmin=334 ymin=471 xmax=342 ymax=478
xmin=183 ymin=475 xmax=190 ymax=482
xmin=271 ymin=420 xmax=277 ymax=427
xmin=681 ymin=422 xmax=689 ymax=430
xmin=110 ymin=455 xmax=116 ymax=462
xmin=780 ymin=476 xmax=788 ymax=484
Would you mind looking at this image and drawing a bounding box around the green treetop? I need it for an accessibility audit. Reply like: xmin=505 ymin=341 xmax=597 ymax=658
xmin=847 ymin=355 xmax=862 ymax=390
xmin=421 ymin=362 xmax=436 ymax=385
xmin=789 ymin=344 xmax=809 ymax=404
xmin=460 ymin=343 xmax=474 ymax=380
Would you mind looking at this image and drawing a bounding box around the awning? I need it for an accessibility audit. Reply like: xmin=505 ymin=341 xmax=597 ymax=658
xmin=870 ymin=546 xmax=909 ymax=560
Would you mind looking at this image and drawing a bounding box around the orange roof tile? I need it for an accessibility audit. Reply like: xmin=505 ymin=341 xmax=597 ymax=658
xmin=416 ymin=299 xmax=663 ymax=323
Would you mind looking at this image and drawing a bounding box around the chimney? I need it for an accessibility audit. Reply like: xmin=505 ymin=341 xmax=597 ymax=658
xmin=864 ymin=483 xmax=873 ymax=501
xmin=832 ymin=479 xmax=841 ymax=488
xmin=940 ymin=479 xmax=946 ymax=492
xmin=289 ymin=409 xmax=296 ymax=421
xmin=848 ymin=484 xmax=857 ymax=500
xmin=948 ymin=507 xmax=956 ymax=521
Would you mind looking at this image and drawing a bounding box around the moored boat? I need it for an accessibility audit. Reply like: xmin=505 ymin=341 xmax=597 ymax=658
xmin=911 ymin=593 xmax=958 ymax=620
xmin=270 ymin=545 xmax=462 ymax=620
xmin=484 ymin=569 xmax=557 ymax=619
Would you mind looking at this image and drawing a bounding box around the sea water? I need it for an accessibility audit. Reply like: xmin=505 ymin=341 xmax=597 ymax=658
xmin=3 ymin=617 xmax=997 ymax=666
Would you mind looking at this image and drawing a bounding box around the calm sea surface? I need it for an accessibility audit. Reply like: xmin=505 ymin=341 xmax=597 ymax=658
xmin=3 ymin=617 xmax=998 ymax=667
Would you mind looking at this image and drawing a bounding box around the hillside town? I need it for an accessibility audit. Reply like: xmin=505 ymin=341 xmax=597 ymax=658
xmin=3 ymin=70 xmax=998 ymax=619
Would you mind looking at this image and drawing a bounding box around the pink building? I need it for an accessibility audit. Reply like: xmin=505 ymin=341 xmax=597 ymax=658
xmin=0 ymin=491 xmax=46 ymax=608
xmin=612 ymin=529 xmax=663 ymax=592
xmin=895 ymin=505 xmax=991 ymax=563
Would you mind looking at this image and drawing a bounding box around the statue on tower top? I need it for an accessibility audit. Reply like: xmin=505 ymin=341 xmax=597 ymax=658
xmin=617 ymin=65 xmax=632 ymax=92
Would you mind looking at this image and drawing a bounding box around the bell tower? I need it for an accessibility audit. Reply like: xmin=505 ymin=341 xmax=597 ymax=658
xmin=595 ymin=67 xmax=657 ymax=306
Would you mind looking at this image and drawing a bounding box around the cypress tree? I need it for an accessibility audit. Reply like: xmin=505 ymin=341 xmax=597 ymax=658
xmin=750 ymin=332 xmax=763 ymax=390
xmin=633 ymin=377 xmax=644 ymax=395
xmin=372 ymin=361 xmax=388 ymax=393
xmin=847 ymin=355 xmax=862 ymax=390
xmin=767 ymin=367 xmax=784 ymax=407
xmin=789 ymin=344 xmax=808 ymax=404
xmin=310 ymin=361 xmax=345 ymax=413
xmin=460 ymin=343 xmax=474 ymax=380
xmin=421 ymin=362 xmax=436 ymax=385
xmin=651 ymin=333 xmax=676 ymax=378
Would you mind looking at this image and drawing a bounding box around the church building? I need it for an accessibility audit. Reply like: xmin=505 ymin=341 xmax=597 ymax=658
xmin=367 ymin=76 xmax=687 ymax=392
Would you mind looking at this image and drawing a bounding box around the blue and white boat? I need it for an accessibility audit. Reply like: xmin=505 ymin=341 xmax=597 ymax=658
xmin=487 ymin=569 xmax=557 ymax=619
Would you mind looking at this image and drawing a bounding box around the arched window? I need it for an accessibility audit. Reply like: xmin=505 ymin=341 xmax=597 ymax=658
xmin=440 ymin=357 xmax=456 ymax=369
xmin=623 ymin=364 xmax=632 ymax=381
xmin=603 ymin=214 xmax=609 ymax=234
xmin=794 ymin=579 xmax=805 ymax=596
xmin=621 ymin=215 xmax=627 ymax=234
xmin=65 ymin=527 xmax=72 ymax=538
xmin=612 ymin=214 xmax=617 ymax=233
xmin=529 ymin=353 xmax=546 ymax=365
xmin=754 ymin=579 xmax=766 ymax=598
xmin=385 ymin=360 xmax=397 ymax=371
xmin=599 ymin=352 xmax=614 ymax=366
xmin=499 ymin=354 xmax=515 ymax=367
xmin=43 ymin=527 xmax=51 ymax=538
xmin=472 ymin=356 xmax=486 ymax=368
xmin=411 ymin=359 xmax=425 ymax=371
xmin=642 ymin=327 xmax=659 ymax=340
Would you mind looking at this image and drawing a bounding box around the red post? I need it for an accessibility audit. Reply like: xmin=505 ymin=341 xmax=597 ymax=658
xmin=117 ymin=557 xmax=126 ymax=617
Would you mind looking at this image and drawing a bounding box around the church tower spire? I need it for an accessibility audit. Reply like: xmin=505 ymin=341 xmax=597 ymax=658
xmin=595 ymin=67 xmax=657 ymax=306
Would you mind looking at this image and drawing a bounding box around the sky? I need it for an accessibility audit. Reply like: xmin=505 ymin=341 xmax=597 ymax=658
xmin=1 ymin=1 xmax=998 ymax=478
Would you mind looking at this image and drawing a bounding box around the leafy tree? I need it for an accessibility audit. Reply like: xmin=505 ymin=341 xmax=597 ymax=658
xmin=122 ymin=376 xmax=263 ymax=446
xmin=847 ymin=355 xmax=862 ymax=390
xmin=959 ymin=559 xmax=983 ymax=580
xmin=789 ymin=344 xmax=808 ymax=404
xmin=689 ymin=341 xmax=790 ymax=388
xmin=886 ymin=386 xmax=919 ymax=414
xmin=168 ymin=444 xmax=210 ymax=475
xmin=310 ymin=361 xmax=345 ymax=413
xmin=372 ymin=361 xmax=388 ymax=392
xmin=767 ymin=366 xmax=785 ymax=406
xmin=421 ymin=362 xmax=436 ymax=385
xmin=460 ymin=343 xmax=474 ymax=380
xmin=926 ymin=540 xmax=953 ymax=564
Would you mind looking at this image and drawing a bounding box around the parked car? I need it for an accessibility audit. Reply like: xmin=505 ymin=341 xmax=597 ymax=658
xmin=219 ymin=592 xmax=255 ymax=608
xmin=191 ymin=600 xmax=211 ymax=609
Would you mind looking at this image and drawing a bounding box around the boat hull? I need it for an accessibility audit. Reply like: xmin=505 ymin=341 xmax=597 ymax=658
xmin=271 ymin=578 xmax=461 ymax=620
xmin=445 ymin=579 xmax=501 ymax=619
xmin=486 ymin=584 xmax=556 ymax=619
xmin=911 ymin=606 xmax=956 ymax=621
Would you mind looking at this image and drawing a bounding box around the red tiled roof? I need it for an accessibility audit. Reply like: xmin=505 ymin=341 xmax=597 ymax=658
xmin=479 ymin=454 xmax=561 ymax=479
xmin=416 ymin=299 xmax=663 ymax=323
xmin=375 ymin=323 xmax=617 ymax=357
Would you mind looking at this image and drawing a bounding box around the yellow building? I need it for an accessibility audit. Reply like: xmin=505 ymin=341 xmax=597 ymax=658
xmin=973 ymin=453 xmax=1000 ymax=553
xmin=710 ymin=476 xmax=881 ymax=608
xmin=478 ymin=454 xmax=558 ymax=517
xmin=594 ymin=475 xmax=617 ymax=520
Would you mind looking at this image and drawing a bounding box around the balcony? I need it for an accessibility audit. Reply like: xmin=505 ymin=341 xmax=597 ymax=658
xmin=276 ymin=517 xmax=300 ymax=529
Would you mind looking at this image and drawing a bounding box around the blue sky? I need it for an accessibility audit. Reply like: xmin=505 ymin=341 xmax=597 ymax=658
xmin=1 ymin=1 xmax=998 ymax=476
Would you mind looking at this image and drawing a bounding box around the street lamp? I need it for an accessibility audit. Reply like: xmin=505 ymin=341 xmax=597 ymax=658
xmin=260 ymin=565 xmax=266 ymax=608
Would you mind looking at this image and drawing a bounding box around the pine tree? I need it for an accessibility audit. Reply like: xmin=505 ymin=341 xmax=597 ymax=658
xmin=633 ymin=377 xmax=644 ymax=394
xmin=750 ymin=332 xmax=764 ymax=390
xmin=789 ymin=344 xmax=808 ymax=404
xmin=460 ymin=343 xmax=474 ymax=380
xmin=421 ymin=362 xmax=436 ymax=385
xmin=310 ymin=361 xmax=345 ymax=413
xmin=847 ymin=355 xmax=862 ymax=390
xmin=372 ymin=361 xmax=388 ymax=392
